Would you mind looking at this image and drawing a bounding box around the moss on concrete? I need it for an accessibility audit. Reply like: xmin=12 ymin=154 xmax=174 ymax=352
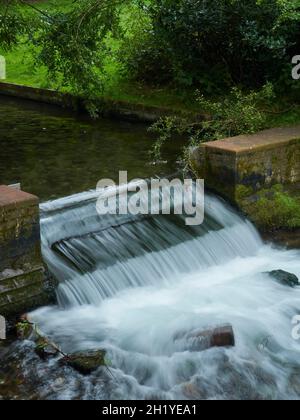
xmin=236 ymin=185 xmax=254 ymax=201
xmin=239 ymin=184 xmax=300 ymax=232
xmin=190 ymin=127 xmax=300 ymax=236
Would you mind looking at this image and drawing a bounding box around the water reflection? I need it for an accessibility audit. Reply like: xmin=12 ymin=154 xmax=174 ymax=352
xmin=0 ymin=96 xmax=181 ymax=201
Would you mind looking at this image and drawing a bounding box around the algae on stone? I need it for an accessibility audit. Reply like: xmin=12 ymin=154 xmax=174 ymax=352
xmin=239 ymin=185 xmax=300 ymax=231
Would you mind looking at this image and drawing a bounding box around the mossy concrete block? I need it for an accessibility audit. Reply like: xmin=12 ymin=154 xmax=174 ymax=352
xmin=191 ymin=126 xmax=300 ymax=200
xmin=0 ymin=267 xmax=49 ymax=318
xmin=0 ymin=185 xmax=41 ymax=272
xmin=0 ymin=186 xmax=56 ymax=320
xmin=190 ymin=126 xmax=300 ymax=232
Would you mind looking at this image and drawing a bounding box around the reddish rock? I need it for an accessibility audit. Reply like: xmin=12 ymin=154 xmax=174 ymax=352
xmin=174 ymin=324 xmax=235 ymax=352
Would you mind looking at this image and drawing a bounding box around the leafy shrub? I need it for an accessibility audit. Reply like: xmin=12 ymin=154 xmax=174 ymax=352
xmin=0 ymin=0 xmax=123 ymax=96
xmin=0 ymin=2 xmax=29 ymax=51
xmin=149 ymin=83 xmax=275 ymax=162
xmin=117 ymin=3 xmax=174 ymax=85
xmin=120 ymin=32 xmax=174 ymax=85
xmin=126 ymin=0 xmax=300 ymax=91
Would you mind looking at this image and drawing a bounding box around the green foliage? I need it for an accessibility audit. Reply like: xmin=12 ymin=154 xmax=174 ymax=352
xmin=196 ymin=83 xmax=275 ymax=139
xmin=0 ymin=1 xmax=29 ymax=51
xmin=118 ymin=5 xmax=174 ymax=85
xmin=16 ymin=320 xmax=33 ymax=340
xmin=150 ymin=84 xmax=275 ymax=162
xmin=125 ymin=0 xmax=300 ymax=91
xmin=149 ymin=116 xmax=186 ymax=161
xmin=0 ymin=0 xmax=300 ymax=112
xmin=243 ymin=185 xmax=300 ymax=231
xmin=35 ymin=0 xmax=123 ymax=96
xmin=0 ymin=0 xmax=125 ymax=96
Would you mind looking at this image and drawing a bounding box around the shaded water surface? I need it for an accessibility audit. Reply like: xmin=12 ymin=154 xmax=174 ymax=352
xmin=0 ymin=96 xmax=180 ymax=201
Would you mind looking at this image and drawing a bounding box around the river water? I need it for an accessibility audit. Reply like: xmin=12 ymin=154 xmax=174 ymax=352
xmin=0 ymin=96 xmax=180 ymax=201
xmin=0 ymin=96 xmax=300 ymax=400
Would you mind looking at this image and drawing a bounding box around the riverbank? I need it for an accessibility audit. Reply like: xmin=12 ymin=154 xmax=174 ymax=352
xmin=0 ymin=82 xmax=199 ymax=123
xmin=1 ymin=1 xmax=300 ymax=127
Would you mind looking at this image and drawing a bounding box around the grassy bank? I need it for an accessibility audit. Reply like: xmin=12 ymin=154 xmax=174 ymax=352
xmin=1 ymin=0 xmax=300 ymax=124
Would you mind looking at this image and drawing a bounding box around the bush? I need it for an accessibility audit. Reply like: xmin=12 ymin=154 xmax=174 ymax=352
xmin=149 ymin=84 xmax=275 ymax=162
xmin=125 ymin=0 xmax=300 ymax=91
xmin=119 ymin=27 xmax=174 ymax=85
xmin=117 ymin=4 xmax=174 ymax=85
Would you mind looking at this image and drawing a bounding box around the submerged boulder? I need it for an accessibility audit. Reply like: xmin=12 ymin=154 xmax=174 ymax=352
xmin=174 ymin=324 xmax=235 ymax=352
xmin=17 ymin=316 xmax=61 ymax=360
xmin=62 ymin=350 xmax=106 ymax=375
xmin=268 ymin=270 xmax=299 ymax=288
xmin=209 ymin=325 xmax=235 ymax=348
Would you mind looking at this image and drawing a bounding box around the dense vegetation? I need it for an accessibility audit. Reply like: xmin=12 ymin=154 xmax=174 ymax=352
xmin=126 ymin=0 xmax=300 ymax=92
xmin=0 ymin=1 xmax=300 ymax=150
xmin=0 ymin=0 xmax=299 ymax=97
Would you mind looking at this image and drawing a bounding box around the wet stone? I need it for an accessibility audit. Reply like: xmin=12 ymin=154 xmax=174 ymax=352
xmin=268 ymin=270 xmax=299 ymax=288
xmin=174 ymin=324 xmax=235 ymax=352
xmin=61 ymin=350 xmax=106 ymax=375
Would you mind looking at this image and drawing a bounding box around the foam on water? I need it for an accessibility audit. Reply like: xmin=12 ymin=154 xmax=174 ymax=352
xmin=28 ymin=189 xmax=300 ymax=400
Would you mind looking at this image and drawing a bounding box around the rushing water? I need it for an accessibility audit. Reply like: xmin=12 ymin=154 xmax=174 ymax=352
xmin=1 ymin=97 xmax=300 ymax=400
xmin=20 ymin=190 xmax=300 ymax=400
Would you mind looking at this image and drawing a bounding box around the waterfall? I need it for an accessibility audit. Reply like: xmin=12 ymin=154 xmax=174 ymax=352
xmin=28 ymin=185 xmax=300 ymax=400
xmin=40 ymin=188 xmax=262 ymax=307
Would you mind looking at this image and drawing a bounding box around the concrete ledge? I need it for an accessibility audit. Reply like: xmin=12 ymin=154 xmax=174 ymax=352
xmin=0 ymin=267 xmax=47 ymax=318
xmin=0 ymin=186 xmax=56 ymax=320
xmin=190 ymin=126 xmax=300 ymax=235
xmin=0 ymin=185 xmax=41 ymax=272
xmin=204 ymin=126 xmax=300 ymax=154
xmin=191 ymin=126 xmax=300 ymax=200
xmin=0 ymin=82 xmax=197 ymax=123
xmin=0 ymin=185 xmax=38 ymax=209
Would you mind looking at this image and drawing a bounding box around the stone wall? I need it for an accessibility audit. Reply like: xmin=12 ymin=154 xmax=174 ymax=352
xmin=0 ymin=185 xmax=54 ymax=319
xmin=190 ymin=126 xmax=300 ymax=238
xmin=0 ymin=82 xmax=198 ymax=123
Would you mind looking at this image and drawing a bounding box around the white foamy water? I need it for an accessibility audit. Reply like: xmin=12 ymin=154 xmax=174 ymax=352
xmin=28 ymin=190 xmax=300 ymax=400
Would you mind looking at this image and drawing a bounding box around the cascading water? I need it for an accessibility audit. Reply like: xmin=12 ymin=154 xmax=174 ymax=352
xmin=24 ymin=186 xmax=300 ymax=400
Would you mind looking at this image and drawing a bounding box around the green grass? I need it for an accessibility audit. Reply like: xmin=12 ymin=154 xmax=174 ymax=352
xmin=2 ymin=41 xmax=201 ymax=111
xmin=1 ymin=0 xmax=300 ymax=122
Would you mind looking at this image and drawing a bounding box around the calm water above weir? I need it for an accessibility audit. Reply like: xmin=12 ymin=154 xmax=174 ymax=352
xmin=0 ymin=96 xmax=181 ymax=201
xmin=1 ymin=96 xmax=300 ymax=400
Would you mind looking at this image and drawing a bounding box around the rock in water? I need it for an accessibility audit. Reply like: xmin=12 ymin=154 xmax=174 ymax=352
xmin=210 ymin=325 xmax=235 ymax=348
xmin=62 ymin=350 xmax=106 ymax=375
xmin=174 ymin=324 xmax=235 ymax=352
xmin=268 ymin=270 xmax=299 ymax=288
xmin=35 ymin=337 xmax=59 ymax=360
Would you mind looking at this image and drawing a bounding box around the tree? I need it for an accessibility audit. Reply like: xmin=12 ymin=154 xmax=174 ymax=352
xmin=0 ymin=0 xmax=125 ymax=96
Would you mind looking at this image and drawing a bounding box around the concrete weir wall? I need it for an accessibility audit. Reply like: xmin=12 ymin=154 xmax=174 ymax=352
xmin=0 ymin=185 xmax=51 ymax=319
xmin=0 ymin=82 xmax=191 ymax=123
xmin=190 ymin=126 xmax=300 ymax=230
